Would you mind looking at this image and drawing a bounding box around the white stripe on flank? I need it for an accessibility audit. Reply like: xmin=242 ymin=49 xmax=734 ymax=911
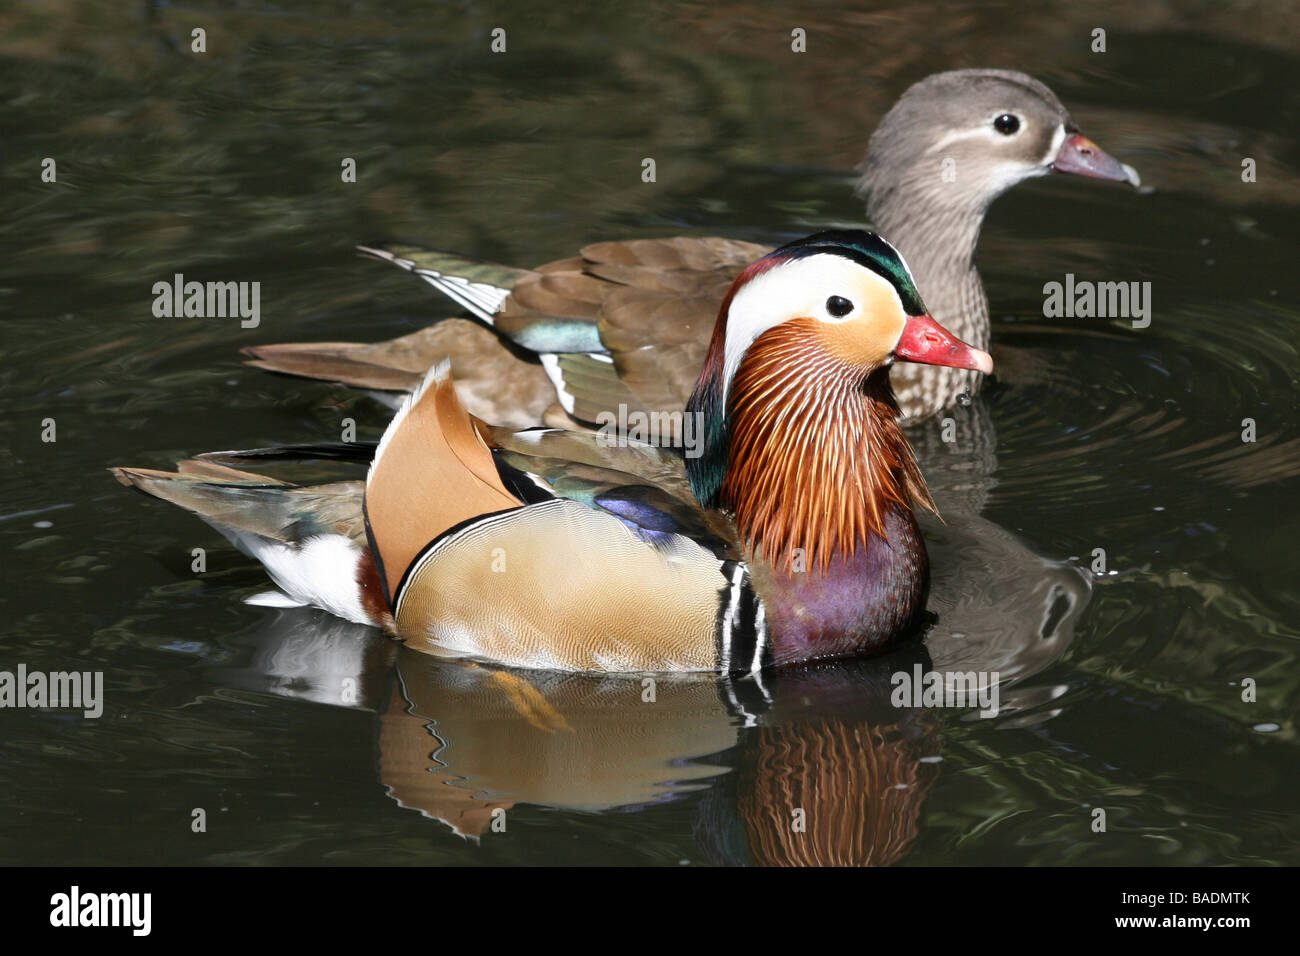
xmin=718 ymin=562 xmax=745 ymax=674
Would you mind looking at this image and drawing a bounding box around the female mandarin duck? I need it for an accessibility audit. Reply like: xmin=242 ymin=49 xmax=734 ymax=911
xmin=115 ymin=232 xmax=991 ymax=673
xmin=244 ymin=69 xmax=1133 ymax=426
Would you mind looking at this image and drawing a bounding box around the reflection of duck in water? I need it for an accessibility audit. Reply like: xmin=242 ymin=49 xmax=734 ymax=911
xmin=694 ymin=654 xmax=945 ymax=867
xmin=378 ymin=643 xmax=941 ymax=864
xmin=207 ymin=608 xmax=1078 ymax=864
xmin=378 ymin=658 xmax=736 ymax=837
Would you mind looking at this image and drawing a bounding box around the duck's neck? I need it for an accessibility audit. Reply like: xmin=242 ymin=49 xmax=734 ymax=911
xmin=862 ymin=176 xmax=992 ymax=420
xmin=866 ymin=185 xmax=988 ymax=348
xmin=717 ymin=321 xmax=935 ymax=662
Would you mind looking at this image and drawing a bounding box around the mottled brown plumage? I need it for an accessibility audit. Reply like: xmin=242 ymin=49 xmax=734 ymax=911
xmin=244 ymin=319 xmax=555 ymax=426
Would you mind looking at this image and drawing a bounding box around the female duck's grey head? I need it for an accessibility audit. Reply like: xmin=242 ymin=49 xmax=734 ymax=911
xmin=857 ymin=69 xmax=1137 ymax=217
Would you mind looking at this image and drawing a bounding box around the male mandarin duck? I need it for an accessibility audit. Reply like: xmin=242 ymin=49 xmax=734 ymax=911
xmin=244 ymin=69 xmax=1135 ymax=426
xmin=114 ymin=231 xmax=992 ymax=673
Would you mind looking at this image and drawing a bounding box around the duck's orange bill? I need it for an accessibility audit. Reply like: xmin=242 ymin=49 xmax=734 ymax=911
xmin=894 ymin=313 xmax=993 ymax=375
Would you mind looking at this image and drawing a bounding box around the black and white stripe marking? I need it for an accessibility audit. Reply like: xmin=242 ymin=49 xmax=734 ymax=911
xmin=356 ymin=246 xmax=512 ymax=324
xmin=715 ymin=560 xmax=771 ymax=677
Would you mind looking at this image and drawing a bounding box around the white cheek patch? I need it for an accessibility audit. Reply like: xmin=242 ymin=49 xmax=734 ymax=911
xmin=720 ymin=254 xmax=907 ymax=405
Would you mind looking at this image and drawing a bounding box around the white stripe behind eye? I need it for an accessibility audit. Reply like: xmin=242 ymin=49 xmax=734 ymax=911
xmin=926 ymin=125 xmax=1001 ymax=154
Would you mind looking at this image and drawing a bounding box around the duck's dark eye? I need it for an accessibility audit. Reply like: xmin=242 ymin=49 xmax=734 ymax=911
xmin=993 ymin=113 xmax=1020 ymax=136
xmin=826 ymin=295 xmax=854 ymax=318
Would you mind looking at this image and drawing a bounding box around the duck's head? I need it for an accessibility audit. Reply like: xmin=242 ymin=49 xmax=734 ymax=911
xmin=686 ymin=230 xmax=991 ymax=566
xmin=859 ymin=69 xmax=1138 ymax=215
